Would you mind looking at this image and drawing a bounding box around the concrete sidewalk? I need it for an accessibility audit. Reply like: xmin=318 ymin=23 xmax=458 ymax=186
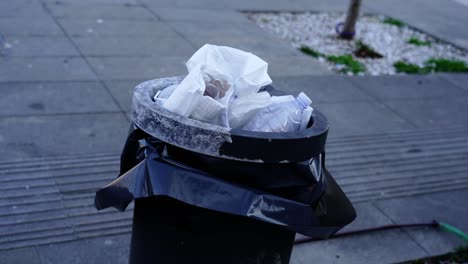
xmin=1 ymin=0 xmax=468 ymax=263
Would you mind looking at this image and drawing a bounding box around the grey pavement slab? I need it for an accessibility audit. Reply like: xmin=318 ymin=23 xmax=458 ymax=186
xmin=272 ymin=75 xmax=372 ymax=103
xmin=186 ymin=35 xmax=302 ymax=58
xmin=295 ymin=202 xmax=393 ymax=241
xmin=350 ymin=74 xmax=468 ymax=100
xmin=0 ymin=0 xmax=49 ymax=18
xmin=223 ymin=0 xmax=308 ymax=11
xmin=363 ymin=0 xmax=468 ymax=50
xmin=57 ymin=19 xmax=177 ymax=37
xmin=290 ymin=0 xmax=365 ymax=12
xmin=338 ymin=202 xmax=393 ymax=232
xmin=149 ymin=8 xmax=252 ymax=23
xmin=0 ymin=113 xmax=129 ymax=159
xmin=0 ymin=57 xmax=96 ymax=81
xmin=43 ymin=0 xmax=139 ymax=5
xmin=140 ymin=0 xmax=227 ymax=9
xmin=1 ymin=36 xmax=80 ymax=57
xmin=0 ymin=82 xmax=120 ymax=116
xmin=223 ymin=0 xmax=346 ymax=11
xmin=377 ymin=189 xmax=468 ymax=232
xmin=87 ymin=56 xmax=187 ymax=80
xmin=47 ymin=3 xmax=155 ymax=20
xmin=141 ymin=0 xmax=361 ymax=12
xmin=167 ymin=21 xmax=270 ymax=38
xmin=222 ymin=0 xmax=372 ymax=12
xmin=37 ymin=234 xmax=130 ymax=264
xmin=72 ymin=36 xmax=195 ymax=57
xmin=0 ymin=247 xmax=42 ymax=264
xmin=0 ymin=16 xmax=64 ymax=37
xmin=381 ymin=96 xmax=468 ymax=128
xmin=375 ymin=189 xmax=468 ymax=256
xmin=443 ymin=73 xmax=468 ymax=91
xmin=261 ymin=55 xmax=333 ymax=77
xmin=315 ymin=100 xmax=415 ymax=137
xmin=402 ymin=227 xmax=464 ymax=257
xmin=104 ymin=80 xmax=143 ymax=111
xmin=237 ymin=21 xmax=292 ymax=39
xmin=291 ymin=229 xmax=427 ymax=264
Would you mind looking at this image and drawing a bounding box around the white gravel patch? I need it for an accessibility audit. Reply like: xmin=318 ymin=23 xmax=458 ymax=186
xmin=247 ymin=12 xmax=468 ymax=75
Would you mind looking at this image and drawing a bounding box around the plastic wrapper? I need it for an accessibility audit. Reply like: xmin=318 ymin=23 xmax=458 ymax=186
xmin=95 ymin=127 xmax=356 ymax=238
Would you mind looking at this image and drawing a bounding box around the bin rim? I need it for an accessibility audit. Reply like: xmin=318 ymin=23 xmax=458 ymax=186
xmin=132 ymin=77 xmax=329 ymax=163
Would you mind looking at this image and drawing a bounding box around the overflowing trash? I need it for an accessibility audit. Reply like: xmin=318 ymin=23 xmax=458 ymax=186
xmin=153 ymin=44 xmax=314 ymax=132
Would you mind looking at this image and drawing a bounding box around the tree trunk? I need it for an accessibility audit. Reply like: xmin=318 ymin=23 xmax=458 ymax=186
xmin=340 ymin=0 xmax=362 ymax=40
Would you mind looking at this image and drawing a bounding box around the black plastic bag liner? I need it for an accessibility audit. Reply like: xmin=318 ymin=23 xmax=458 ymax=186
xmin=95 ymin=130 xmax=356 ymax=239
xmin=94 ymin=78 xmax=355 ymax=239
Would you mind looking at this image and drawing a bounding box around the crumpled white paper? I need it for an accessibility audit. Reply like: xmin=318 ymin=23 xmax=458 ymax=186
xmin=162 ymin=44 xmax=273 ymax=128
xmin=186 ymin=44 xmax=272 ymax=98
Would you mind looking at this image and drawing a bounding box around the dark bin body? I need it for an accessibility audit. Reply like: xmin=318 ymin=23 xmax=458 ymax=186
xmin=130 ymin=196 xmax=295 ymax=264
xmin=111 ymin=126 xmax=354 ymax=264
xmin=118 ymin=127 xmax=310 ymax=264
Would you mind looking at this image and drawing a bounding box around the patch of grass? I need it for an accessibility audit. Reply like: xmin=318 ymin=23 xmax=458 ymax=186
xmin=426 ymin=58 xmax=468 ymax=73
xmin=405 ymin=246 xmax=468 ymax=264
xmin=327 ymin=55 xmax=366 ymax=74
xmin=354 ymin=40 xmax=383 ymax=58
xmin=383 ymin=17 xmax=405 ymax=27
xmin=394 ymin=58 xmax=468 ymax=74
xmin=407 ymin=37 xmax=431 ymax=46
xmin=394 ymin=61 xmax=431 ymax=74
xmin=299 ymin=46 xmax=324 ymax=58
xmin=299 ymin=46 xmax=366 ymax=74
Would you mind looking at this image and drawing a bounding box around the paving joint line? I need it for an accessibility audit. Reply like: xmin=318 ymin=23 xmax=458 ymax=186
xmin=0 ymin=111 xmax=123 ymax=119
xmin=137 ymin=0 xmax=201 ymax=53
xmin=348 ymin=79 xmax=420 ymax=129
xmin=38 ymin=0 xmax=131 ymax=122
xmin=442 ymin=74 xmax=468 ymax=92
xmin=371 ymin=200 xmax=432 ymax=255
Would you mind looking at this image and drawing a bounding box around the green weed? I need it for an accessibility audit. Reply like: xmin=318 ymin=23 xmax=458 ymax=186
xmin=299 ymin=46 xmax=324 ymax=58
xmin=394 ymin=58 xmax=468 ymax=74
xmin=327 ymin=55 xmax=366 ymax=74
xmin=407 ymin=37 xmax=431 ymax=46
xmin=426 ymin=58 xmax=468 ymax=73
xmin=394 ymin=61 xmax=430 ymax=74
xmin=383 ymin=17 xmax=405 ymax=27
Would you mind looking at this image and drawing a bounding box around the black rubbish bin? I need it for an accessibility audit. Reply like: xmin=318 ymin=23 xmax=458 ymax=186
xmin=94 ymin=77 xmax=356 ymax=264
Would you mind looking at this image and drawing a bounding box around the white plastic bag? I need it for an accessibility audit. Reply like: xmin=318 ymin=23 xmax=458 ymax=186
xmin=162 ymin=67 xmax=206 ymax=117
xmin=186 ymin=44 xmax=272 ymax=98
xmin=162 ymin=44 xmax=273 ymax=127
xmin=228 ymin=92 xmax=272 ymax=129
